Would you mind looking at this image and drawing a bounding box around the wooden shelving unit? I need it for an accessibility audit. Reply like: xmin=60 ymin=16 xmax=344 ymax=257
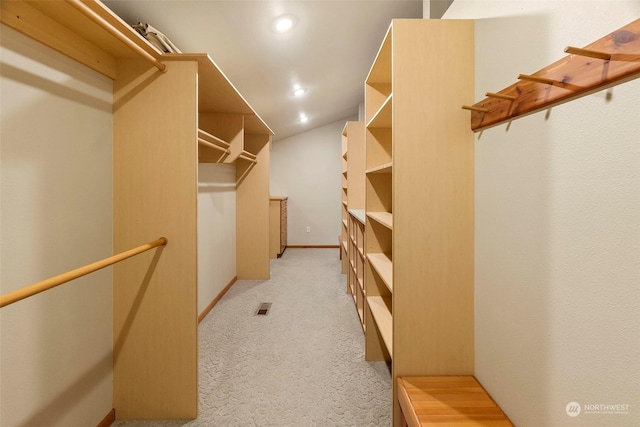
xmin=1 ymin=0 xmax=274 ymax=419
xmin=341 ymin=121 xmax=366 ymax=329
xmin=348 ymin=209 xmax=366 ymax=329
xmin=341 ymin=126 xmax=349 ymax=274
xmin=363 ymin=20 xmax=475 ymax=426
xmin=463 ymin=18 xmax=640 ymax=131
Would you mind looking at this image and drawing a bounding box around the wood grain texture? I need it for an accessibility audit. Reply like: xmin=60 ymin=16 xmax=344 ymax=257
xmin=397 ymin=376 xmax=513 ymax=426
xmin=199 ymin=113 xmax=244 ymax=163
xmin=364 ymin=19 xmax=475 ymax=427
xmin=97 ymin=408 xmax=116 ymax=427
xmin=113 ymin=59 xmax=198 ymax=419
xmin=392 ymin=17 xmax=475 ymax=374
xmin=0 ymin=0 xmax=117 ymax=78
xmin=468 ymin=18 xmax=640 ymax=131
xmin=163 ymin=53 xmax=273 ymax=136
xmin=346 ymin=121 xmax=366 ymax=210
xmin=236 ymin=134 xmax=271 ymax=279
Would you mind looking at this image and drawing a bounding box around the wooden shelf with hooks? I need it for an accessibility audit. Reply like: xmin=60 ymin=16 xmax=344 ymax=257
xmin=464 ymin=18 xmax=640 ymax=132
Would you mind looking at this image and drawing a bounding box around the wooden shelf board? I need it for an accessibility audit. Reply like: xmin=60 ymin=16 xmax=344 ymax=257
xmin=0 ymin=0 xmax=163 ymax=80
xmin=366 ymin=23 xmax=392 ymax=85
xmin=348 ymin=209 xmax=366 ymax=225
xmin=163 ymin=53 xmax=273 ymax=136
xmin=366 ymin=162 xmax=393 ymax=174
xmin=367 ymin=296 xmax=393 ymax=355
xmin=367 ymin=94 xmax=393 ymax=129
xmin=342 ymin=219 xmax=348 ymax=229
xmin=367 ymin=211 xmax=393 ymax=230
xmin=469 ymin=18 xmax=640 ymax=131
xmin=367 ymin=253 xmax=393 ymax=293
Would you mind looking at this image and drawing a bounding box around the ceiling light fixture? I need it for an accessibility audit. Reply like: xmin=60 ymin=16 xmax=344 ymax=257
xmin=293 ymin=87 xmax=306 ymax=97
xmin=273 ymin=15 xmax=296 ymax=33
xmin=299 ymin=113 xmax=309 ymax=123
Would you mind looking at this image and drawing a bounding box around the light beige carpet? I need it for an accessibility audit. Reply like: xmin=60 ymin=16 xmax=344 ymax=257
xmin=113 ymin=248 xmax=391 ymax=427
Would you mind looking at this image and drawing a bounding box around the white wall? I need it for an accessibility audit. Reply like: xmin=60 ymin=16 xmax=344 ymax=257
xmin=444 ymin=2 xmax=640 ymax=426
xmin=270 ymin=117 xmax=356 ymax=246
xmin=0 ymin=25 xmax=114 ymax=426
xmin=198 ymin=164 xmax=236 ymax=315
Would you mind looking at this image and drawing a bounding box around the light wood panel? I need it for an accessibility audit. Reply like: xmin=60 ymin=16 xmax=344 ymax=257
xmin=341 ymin=127 xmax=349 ymax=274
xmin=367 ymin=212 xmax=393 ymax=230
xmin=163 ymin=53 xmax=273 ymax=137
xmin=367 ymin=95 xmax=392 ymax=129
xmin=113 ymin=59 xmax=198 ymax=419
xmin=392 ymin=18 xmax=474 ymax=376
xmin=345 ymin=121 xmax=365 ymax=210
xmin=367 ymin=296 xmax=392 ymax=354
xmin=343 ymin=121 xmax=365 ymax=310
xmin=237 ymin=134 xmax=271 ymax=279
xmin=199 ymin=113 xmax=244 ymax=162
xmin=367 ymin=253 xmax=393 ymax=292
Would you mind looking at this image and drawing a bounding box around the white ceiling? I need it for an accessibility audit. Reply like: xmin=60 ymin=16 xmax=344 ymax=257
xmin=103 ymin=1 xmax=424 ymax=141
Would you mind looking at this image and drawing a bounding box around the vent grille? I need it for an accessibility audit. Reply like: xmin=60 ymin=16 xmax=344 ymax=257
xmin=255 ymin=302 xmax=272 ymax=316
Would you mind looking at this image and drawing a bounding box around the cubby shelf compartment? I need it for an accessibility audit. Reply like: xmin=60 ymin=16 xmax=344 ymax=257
xmin=366 ymin=162 xmax=393 ymax=174
xmin=367 ymin=212 xmax=393 ymax=230
xmin=465 ymin=18 xmax=640 ymax=132
xmin=367 ymin=94 xmax=393 ymax=129
xmin=367 ymin=253 xmax=393 ymax=293
xmin=367 ymin=296 xmax=393 ymax=354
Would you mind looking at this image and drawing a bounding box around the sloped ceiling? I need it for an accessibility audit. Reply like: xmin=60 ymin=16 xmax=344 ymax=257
xmin=103 ymin=1 xmax=423 ymax=141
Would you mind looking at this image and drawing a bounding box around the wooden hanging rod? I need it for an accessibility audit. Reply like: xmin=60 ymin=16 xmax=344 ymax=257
xmin=564 ymin=46 xmax=611 ymax=61
xmin=198 ymin=138 xmax=231 ymax=154
xmin=0 ymin=237 xmax=168 ymax=308
xmin=197 ymin=129 xmax=230 ymax=148
xmin=461 ymin=105 xmax=489 ymax=113
xmin=238 ymin=154 xmax=258 ymax=164
xmin=66 ymin=0 xmax=166 ymax=73
xmin=485 ymin=92 xmax=516 ymax=101
xmin=240 ymin=150 xmax=257 ymax=160
xmin=517 ymin=74 xmax=561 ymax=86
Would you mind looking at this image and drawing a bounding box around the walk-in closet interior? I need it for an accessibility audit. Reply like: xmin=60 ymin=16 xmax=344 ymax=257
xmin=1 ymin=1 xmax=638 ymax=426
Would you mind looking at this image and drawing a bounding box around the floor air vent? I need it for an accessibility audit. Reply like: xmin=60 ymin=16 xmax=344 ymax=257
xmin=255 ymin=302 xmax=272 ymax=316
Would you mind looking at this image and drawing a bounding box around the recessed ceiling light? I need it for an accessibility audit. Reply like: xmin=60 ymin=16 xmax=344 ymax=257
xmin=293 ymin=87 xmax=306 ymax=97
xmin=299 ymin=113 xmax=309 ymax=123
xmin=273 ymin=15 xmax=296 ymax=33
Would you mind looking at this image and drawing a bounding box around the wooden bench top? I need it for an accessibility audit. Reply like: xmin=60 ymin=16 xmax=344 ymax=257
xmin=397 ymin=376 xmax=513 ymax=426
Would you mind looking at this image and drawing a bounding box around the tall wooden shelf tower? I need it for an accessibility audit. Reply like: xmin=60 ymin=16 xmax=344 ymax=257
xmin=363 ymin=19 xmax=475 ymax=426
xmin=341 ymin=121 xmax=366 ymax=328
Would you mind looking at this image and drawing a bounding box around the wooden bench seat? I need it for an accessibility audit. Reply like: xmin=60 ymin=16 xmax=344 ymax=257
xmin=397 ymin=376 xmax=513 ymax=426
